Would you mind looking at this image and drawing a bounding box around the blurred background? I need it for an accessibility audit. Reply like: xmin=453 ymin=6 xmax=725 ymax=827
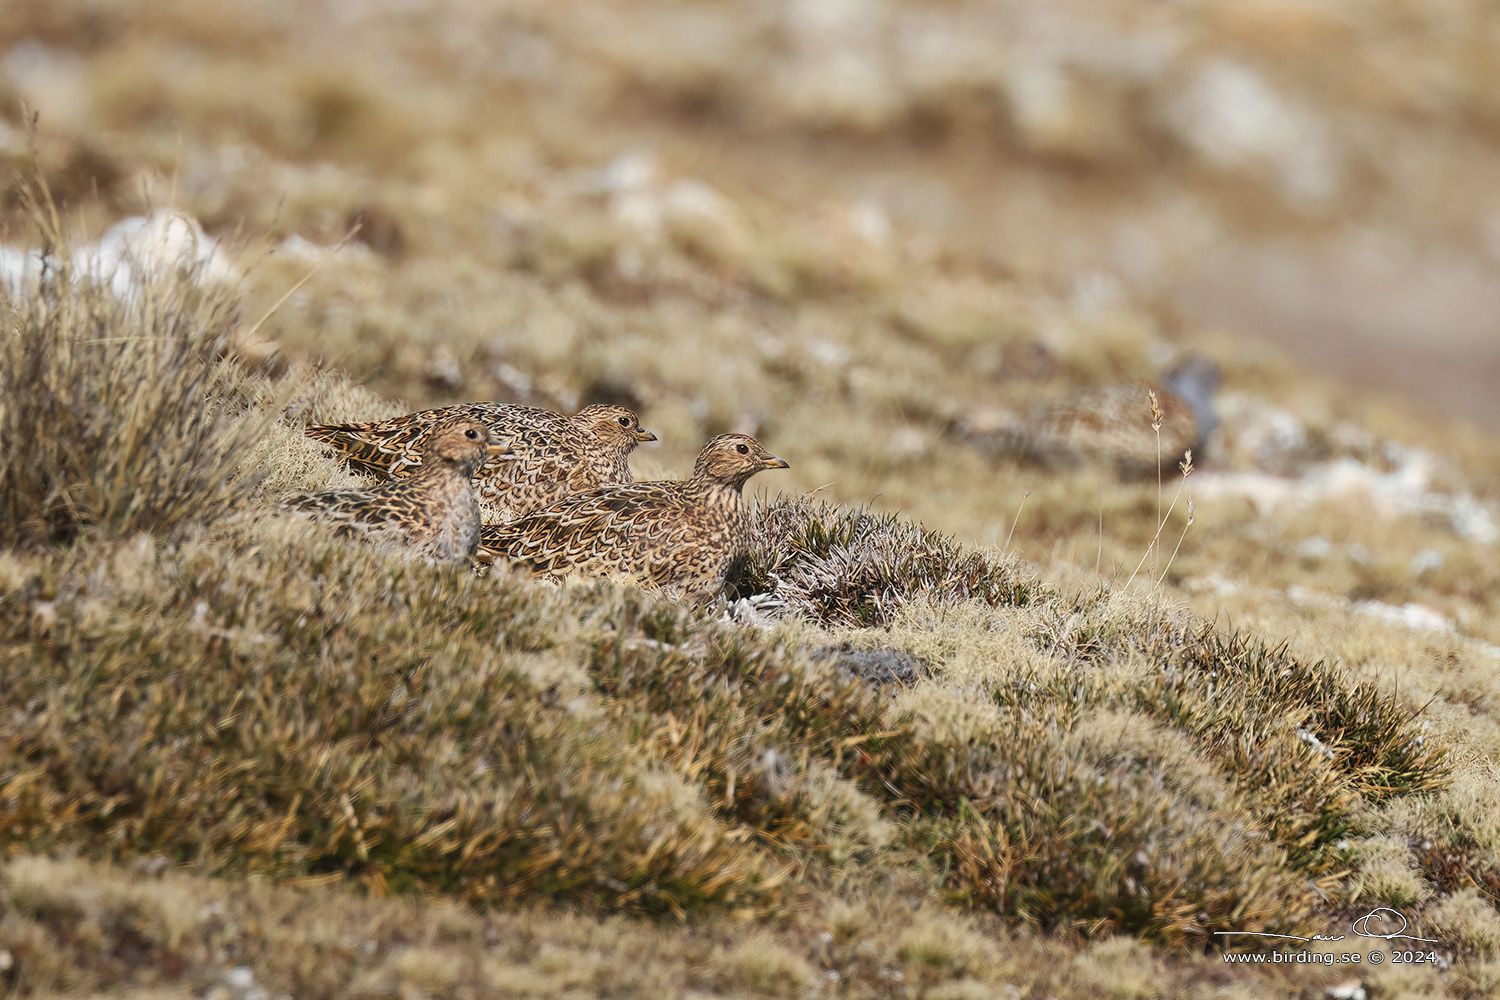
xmin=4 ymin=0 xmax=1498 ymax=424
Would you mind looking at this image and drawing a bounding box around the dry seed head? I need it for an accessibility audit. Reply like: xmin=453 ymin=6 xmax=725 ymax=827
xmin=1186 ymin=496 xmax=1196 ymax=526
xmin=1179 ymin=449 xmax=1194 ymax=477
xmin=1148 ymin=389 xmax=1163 ymax=431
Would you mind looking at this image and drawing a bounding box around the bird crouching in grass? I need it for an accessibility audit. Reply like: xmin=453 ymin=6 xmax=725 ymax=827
xmin=284 ymin=417 xmax=509 ymax=563
xmin=477 ymin=433 xmax=790 ymax=603
xmin=305 ymin=402 xmax=656 ymax=523
xmin=953 ymin=356 xmax=1222 ymax=476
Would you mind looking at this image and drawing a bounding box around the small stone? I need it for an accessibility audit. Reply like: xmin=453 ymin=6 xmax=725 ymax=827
xmin=812 ymin=646 xmax=928 ymax=688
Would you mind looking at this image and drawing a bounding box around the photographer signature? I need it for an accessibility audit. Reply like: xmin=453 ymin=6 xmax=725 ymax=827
xmin=1214 ymin=907 xmax=1439 ymax=945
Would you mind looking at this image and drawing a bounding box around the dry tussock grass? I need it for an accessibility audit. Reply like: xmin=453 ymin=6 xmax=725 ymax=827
xmin=738 ymin=495 xmax=1038 ymax=627
xmin=0 ymin=185 xmax=269 ymax=549
xmin=2 ymin=517 xmax=785 ymax=916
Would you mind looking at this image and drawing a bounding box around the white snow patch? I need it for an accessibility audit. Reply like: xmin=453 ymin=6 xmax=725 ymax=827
xmin=1195 ymin=445 xmax=1498 ymax=544
xmin=1 ymin=211 xmax=239 ymax=301
xmin=1353 ymin=600 xmax=1450 ymax=633
xmin=1286 ymin=586 xmax=1451 ymax=635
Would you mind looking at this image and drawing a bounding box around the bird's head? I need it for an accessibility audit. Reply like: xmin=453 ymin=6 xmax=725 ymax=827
xmin=422 ymin=417 xmax=509 ymax=475
xmin=692 ymin=433 xmax=789 ymax=489
xmin=577 ymin=404 xmax=658 ymax=449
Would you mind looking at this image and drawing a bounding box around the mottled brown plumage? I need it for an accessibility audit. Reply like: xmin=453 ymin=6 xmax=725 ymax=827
xmin=284 ymin=417 xmax=506 ymax=563
xmin=955 ymin=357 xmax=1221 ymax=475
xmin=306 ymin=402 xmax=656 ymax=523
xmin=477 ymin=434 xmax=790 ymax=602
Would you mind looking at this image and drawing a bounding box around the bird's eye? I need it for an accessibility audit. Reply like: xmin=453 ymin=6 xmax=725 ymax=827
xmin=465 ymin=429 xmax=479 ymax=439
xmin=618 ymin=416 xmax=630 ymax=427
xmin=736 ymin=443 xmax=749 ymax=455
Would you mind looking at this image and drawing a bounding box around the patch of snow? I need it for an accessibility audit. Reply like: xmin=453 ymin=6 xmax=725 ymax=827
xmin=278 ymin=233 xmax=327 ymax=262
xmin=1353 ymin=600 xmax=1450 ymax=633
xmin=848 ymin=200 xmax=891 ymax=246
xmin=591 ymin=151 xmax=658 ymax=196
xmin=1409 ymin=549 xmax=1445 ymax=576
xmin=805 ymin=339 xmax=851 ymax=368
xmin=82 ymin=212 xmax=239 ymax=298
xmin=1297 ymin=727 xmax=1335 ymax=760
xmin=1183 ymin=573 xmax=1238 ymax=596
xmin=664 ymin=179 xmax=734 ymax=227
xmin=591 ymin=152 xmax=747 ymax=250
xmin=1297 ymin=536 xmax=1333 ymax=562
xmin=890 ymin=425 xmax=930 ymax=458
xmin=0 ymin=245 xmax=41 ymax=297
xmin=1 ymin=211 xmax=239 ymax=302
xmin=1195 ymin=443 xmax=1498 ymax=544
xmin=1286 ymin=586 xmax=1451 ymax=636
xmin=277 ymin=232 xmax=371 ymax=264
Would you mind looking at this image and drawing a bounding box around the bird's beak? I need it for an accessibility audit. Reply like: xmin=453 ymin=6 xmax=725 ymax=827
xmin=488 ymin=440 xmax=515 ymax=459
xmin=637 ymin=428 xmax=659 ymax=442
xmin=762 ymin=455 xmax=790 ymax=470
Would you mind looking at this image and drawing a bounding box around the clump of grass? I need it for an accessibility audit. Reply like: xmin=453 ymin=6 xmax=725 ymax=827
xmin=737 ymin=495 xmax=1037 ymax=626
xmin=883 ymin=605 xmax=1444 ymax=941
xmin=1411 ymin=833 xmax=1500 ymax=909
xmin=1021 ymin=597 xmax=1449 ymax=874
xmin=884 ymin=682 xmax=1322 ymax=946
xmin=0 ymin=181 xmax=267 ymax=548
xmin=1425 ymin=888 xmax=1500 ymax=959
xmin=0 ymin=523 xmax=783 ymax=918
xmin=587 ymin=590 xmax=899 ymax=873
xmin=589 ymin=531 xmax=1452 ymax=945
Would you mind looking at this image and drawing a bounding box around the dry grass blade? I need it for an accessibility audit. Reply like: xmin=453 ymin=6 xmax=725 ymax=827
xmin=1124 ymin=450 xmax=1194 ymax=591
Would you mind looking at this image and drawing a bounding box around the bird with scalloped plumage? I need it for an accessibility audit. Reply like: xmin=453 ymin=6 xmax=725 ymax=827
xmin=477 ymin=433 xmax=789 ymax=602
xmin=306 ymin=401 xmax=656 ymax=523
xmin=285 ymin=416 xmax=508 ymax=563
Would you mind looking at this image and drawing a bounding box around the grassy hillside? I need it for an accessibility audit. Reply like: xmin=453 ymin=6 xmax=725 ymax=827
xmin=5 ymin=2 xmax=1500 ymax=997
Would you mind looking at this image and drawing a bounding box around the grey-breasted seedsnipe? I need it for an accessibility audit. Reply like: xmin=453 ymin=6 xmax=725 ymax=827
xmin=306 ymin=402 xmax=656 ymax=522
xmin=284 ymin=417 xmax=508 ymax=563
xmin=477 ymin=433 xmax=789 ymax=602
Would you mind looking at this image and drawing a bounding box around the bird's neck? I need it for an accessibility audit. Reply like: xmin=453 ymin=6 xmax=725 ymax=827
xmin=408 ymin=459 xmax=474 ymax=490
xmin=687 ymin=475 xmax=745 ymax=507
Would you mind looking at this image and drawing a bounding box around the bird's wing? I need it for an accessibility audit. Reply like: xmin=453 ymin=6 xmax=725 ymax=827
xmin=305 ymin=417 xmax=436 ymax=476
xmin=477 ymin=484 xmax=687 ymax=574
